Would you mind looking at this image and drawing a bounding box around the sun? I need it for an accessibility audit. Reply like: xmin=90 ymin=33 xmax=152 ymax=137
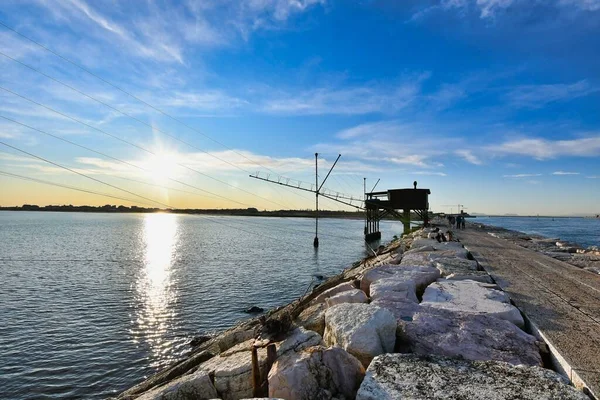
xmin=143 ymin=151 xmax=181 ymax=184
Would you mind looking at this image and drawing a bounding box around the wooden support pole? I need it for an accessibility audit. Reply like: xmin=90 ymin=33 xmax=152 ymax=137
xmin=403 ymin=209 xmax=411 ymax=235
xmin=251 ymin=345 xmax=261 ymax=397
xmin=261 ymin=344 xmax=277 ymax=395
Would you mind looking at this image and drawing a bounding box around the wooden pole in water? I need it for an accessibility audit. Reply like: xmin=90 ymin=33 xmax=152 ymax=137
xmin=314 ymin=152 xmax=319 ymax=248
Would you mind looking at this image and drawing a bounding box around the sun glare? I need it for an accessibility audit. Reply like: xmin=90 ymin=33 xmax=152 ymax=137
xmin=144 ymin=151 xmax=181 ymax=184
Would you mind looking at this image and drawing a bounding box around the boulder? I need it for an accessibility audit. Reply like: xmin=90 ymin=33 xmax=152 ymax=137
xmin=360 ymin=265 xmax=439 ymax=296
xmin=411 ymin=239 xmax=465 ymax=252
xmin=404 ymin=245 xmax=437 ymax=254
xmin=275 ymin=327 xmax=324 ymax=356
xmin=370 ymin=298 xmax=421 ymax=322
xmin=268 ymin=345 xmax=365 ymax=400
xmin=218 ymin=326 xmax=258 ymax=352
xmin=433 ymin=257 xmax=479 ymax=277
xmin=324 ymin=303 xmax=396 ymax=367
xmin=398 ymin=308 xmax=542 ymax=366
xmin=444 ymin=272 xmax=493 ymax=283
xmin=136 ymin=371 xmax=218 ymax=400
xmin=201 ymin=328 xmax=322 ymax=400
xmin=295 ymin=303 xmax=326 ymax=336
xmin=312 ymin=282 xmax=355 ymax=304
xmin=244 ymin=306 xmax=265 ymax=314
xmin=399 ymin=252 xmax=436 ymax=267
xmin=356 ymin=354 xmax=588 ymax=400
xmin=325 ymin=288 xmax=368 ymax=308
xmin=421 ymin=280 xmax=524 ymax=327
xmin=369 ymin=277 xmax=418 ymax=303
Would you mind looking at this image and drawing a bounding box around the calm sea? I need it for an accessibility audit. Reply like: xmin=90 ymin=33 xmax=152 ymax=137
xmin=475 ymin=216 xmax=600 ymax=248
xmin=0 ymin=211 xmax=405 ymax=400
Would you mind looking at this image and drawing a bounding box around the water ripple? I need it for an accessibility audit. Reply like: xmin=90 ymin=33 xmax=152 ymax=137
xmin=0 ymin=211 xmax=404 ymax=399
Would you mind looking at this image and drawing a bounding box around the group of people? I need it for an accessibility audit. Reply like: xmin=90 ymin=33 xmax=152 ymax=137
xmin=430 ymin=227 xmax=453 ymax=243
xmin=448 ymin=214 xmax=466 ymax=229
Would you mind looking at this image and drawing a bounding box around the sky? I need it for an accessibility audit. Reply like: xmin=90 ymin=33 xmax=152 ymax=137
xmin=0 ymin=0 xmax=599 ymax=216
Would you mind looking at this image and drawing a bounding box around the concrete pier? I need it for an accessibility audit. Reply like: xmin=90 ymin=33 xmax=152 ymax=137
xmin=457 ymin=227 xmax=600 ymax=399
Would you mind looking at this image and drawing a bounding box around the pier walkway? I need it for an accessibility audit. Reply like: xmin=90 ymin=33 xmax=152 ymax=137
xmin=457 ymin=227 xmax=600 ymax=399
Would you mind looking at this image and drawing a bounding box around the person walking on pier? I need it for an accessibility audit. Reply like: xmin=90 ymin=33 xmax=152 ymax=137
xmin=461 ymin=216 xmax=466 ymax=229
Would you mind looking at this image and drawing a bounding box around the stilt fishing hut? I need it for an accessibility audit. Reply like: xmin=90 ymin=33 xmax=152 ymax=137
xmin=365 ymin=183 xmax=430 ymax=241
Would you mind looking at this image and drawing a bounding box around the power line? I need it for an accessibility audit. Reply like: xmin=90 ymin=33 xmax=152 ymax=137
xmin=0 ymin=52 xmax=294 ymax=210
xmin=0 ymin=141 xmax=175 ymax=208
xmin=0 ymin=149 xmax=294 ymax=243
xmin=0 ymin=19 xmax=314 ymax=206
xmin=0 ymin=167 xmax=361 ymax=243
xmin=0 ymin=170 xmax=158 ymax=207
xmin=0 ymin=84 xmax=289 ymax=209
xmin=0 ymin=112 xmax=252 ymax=208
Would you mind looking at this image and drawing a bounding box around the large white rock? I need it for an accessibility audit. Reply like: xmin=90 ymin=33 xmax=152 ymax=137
xmin=369 ymin=277 xmax=418 ymax=303
xmin=360 ymin=265 xmax=439 ymax=296
xmin=312 ymin=282 xmax=355 ymax=304
xmin=411 ymin=239 xmax=465 ymax=252
xmin=370 ymin=298 xmax=421 ymax=322
xmin=399 ymin=308 xmax=542 ymax=366
xmin=433 ymin=257 xmax=479 ymax=277
xmin=201 ymin=328 xmax=323 ymax=400
xmin=295 ymin=303 xmax=325 ymax=336
xmin=276 ymin=327 xmax=324 ymax=356
xmin=268 ymin=345 xmax=365 ymax=400
xmin=445 ymin=272 xmax=493 ymax=283
xmin=421 ymin=280 xmax=524 ymax=327
xmin=399 ymin=252 xmax=436 ymax=267
xmin=136 ymin=370 xmax=218 ymax=400
xmin=356 ymin=354 xmax=588 ymax=400
xmin=404 ymin=245 xmax=437 ymax=254
xmin=324 ymin=303 xmax=396 ymax=367
xmin=325 ymin=288 xmax=368 ymax=308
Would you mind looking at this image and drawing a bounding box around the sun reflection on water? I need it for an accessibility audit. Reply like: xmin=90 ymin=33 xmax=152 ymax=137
xmin=132 ymin=213 xmax=180 ymax=368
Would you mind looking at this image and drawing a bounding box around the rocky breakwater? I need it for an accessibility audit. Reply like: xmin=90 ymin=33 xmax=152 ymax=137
xmin=118 ymin=227 xmax=589 ymax=400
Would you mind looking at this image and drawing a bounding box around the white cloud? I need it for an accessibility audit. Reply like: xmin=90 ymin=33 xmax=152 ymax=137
xmin=261 ymin=78 xmax=427 ymax=115
xmin=438 ymin=0 xmax=600 ymax=18
xmin=503 ymin=173 xmax=542 ymax=178
xmin=489 ymin=136 xmax=600 ymax=159
xmin=475 ymin=0 xmax=516 ymax=18
xmin=19 ymin=0 xmax=323 ymax=64
xmin=505 ymin=80 xmax=598 ymax=109
xmin=158 ymin=91 xmax=249 ymax=111
xmin=455 ymin=149 xmax=482 ymax=165
xmin=552 ymin=171 xmax=580 ymax=175
xmin=587 ymin=175 xmax=599 ymax=178
xmin=559 ymin=0 xmax=600 ymax=11
xmin=315 ymin=120 xmax=463 ymax=174
xmin=411 ymin=171 xmax=448 ymax=176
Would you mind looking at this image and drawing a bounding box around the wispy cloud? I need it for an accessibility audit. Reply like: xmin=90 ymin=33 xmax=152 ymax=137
xmin=505 ymin=80 xmax=598 ymax=109
xmin=411 ymin=171 xmax=448 ymax=176
xmin=489 ymin=136 xmax=600 ymax=159
xmin=316 ymin=120 xmax=465 ymax=174
xmin=503 ymin=173 xmax=543 ymax=178
xmin=261 ymin=76 xmax=428 ymax=115
xmin=552 ymin=171 xmax=580 ymax=175
xmin=14 ymin=0 xmax=324 ymax=65
xmin=455 ymin=149 xmax=482 ymax=165
xmin=416 ymin=0 xmax=600 ymax=20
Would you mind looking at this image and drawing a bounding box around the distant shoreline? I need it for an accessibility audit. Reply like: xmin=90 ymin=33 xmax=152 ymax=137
xmin=0 ymin=205 xmax=366 ymax=219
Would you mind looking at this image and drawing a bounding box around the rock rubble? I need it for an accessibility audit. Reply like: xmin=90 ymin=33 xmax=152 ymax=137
xmin=124 ymin=226 xmax=587 ymax=400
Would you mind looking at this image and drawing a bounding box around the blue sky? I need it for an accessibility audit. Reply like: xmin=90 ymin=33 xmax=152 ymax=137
xmin=0 ymin=0 xmax=599 ymax=215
